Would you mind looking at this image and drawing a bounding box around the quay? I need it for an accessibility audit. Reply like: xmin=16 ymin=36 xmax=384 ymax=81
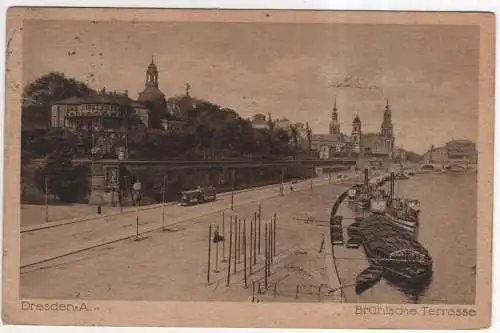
xmin=21 ymin=173 xmax=354 ymax=302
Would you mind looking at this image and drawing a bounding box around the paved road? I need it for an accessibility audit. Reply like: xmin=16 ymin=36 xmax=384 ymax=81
xmin=21 ymin=176 xmax=350 ymax=301
xmin=21 ymin=175 xmax=348 ymax=268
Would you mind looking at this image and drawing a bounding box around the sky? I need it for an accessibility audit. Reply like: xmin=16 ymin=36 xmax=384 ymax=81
xmin=23 ymin=20 xmax=479 ymax=154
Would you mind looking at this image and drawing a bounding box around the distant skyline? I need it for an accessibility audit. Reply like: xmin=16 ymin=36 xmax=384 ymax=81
xmin=23 ymin=20 xmax=479 ymax=154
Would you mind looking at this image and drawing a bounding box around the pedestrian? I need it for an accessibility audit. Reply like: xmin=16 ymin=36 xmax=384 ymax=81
xmin=97 ymin=204 xmax=102 ymax=214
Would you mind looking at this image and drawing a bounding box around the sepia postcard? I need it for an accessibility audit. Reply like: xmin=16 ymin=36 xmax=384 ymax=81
xmin=2 ymin=7 xmax=495 ymax=329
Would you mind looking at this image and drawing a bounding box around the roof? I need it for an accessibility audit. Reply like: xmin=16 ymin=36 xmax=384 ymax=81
xmin=138 ymin=86 xmax=165 ymax=102
xmin=53 ymin=96 xmax=85 ymax=105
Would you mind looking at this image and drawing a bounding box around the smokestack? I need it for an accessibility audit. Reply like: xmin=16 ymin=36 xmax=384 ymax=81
xmin=364 ymin=168 xmax=369 ymax=187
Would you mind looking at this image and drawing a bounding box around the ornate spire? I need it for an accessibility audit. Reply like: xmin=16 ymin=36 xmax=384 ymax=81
xmin=145 ymin=56 xmax=159 ymax=88
xmin=385 ymin=96 xmax=390 ymax=109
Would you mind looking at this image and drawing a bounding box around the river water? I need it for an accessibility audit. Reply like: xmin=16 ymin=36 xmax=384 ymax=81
xmin=335 ymin=171 xmax=477 ymax=305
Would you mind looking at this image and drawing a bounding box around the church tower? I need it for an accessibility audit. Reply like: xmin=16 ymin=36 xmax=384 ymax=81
xmin=380 ymin=97 xmax=394 ymax=137
xmin=138 ymin=57 xmax=166 ymax=129
xmin=380 ymin=97 xmax=395 ymax=156
xmin=145 ymin=57 xmax=159 ymax=88
xmin=329 ymin=97 xmax=341 ymax=135
xmin=351 ymin=114 xmax=362 ymax=153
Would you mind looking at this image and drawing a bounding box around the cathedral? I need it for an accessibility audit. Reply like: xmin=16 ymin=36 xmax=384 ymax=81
xmin=310 ymin=97 xmax=395 ymax=159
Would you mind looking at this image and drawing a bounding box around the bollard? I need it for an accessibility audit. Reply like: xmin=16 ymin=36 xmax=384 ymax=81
xmin=296 ymin=285 xmax=299 ymax=299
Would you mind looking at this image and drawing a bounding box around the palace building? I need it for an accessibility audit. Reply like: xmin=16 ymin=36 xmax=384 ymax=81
xmin=310 ymin=97 xmax=395 ymax=159
xmin=50 ymin=58 xmax=187 ymax=157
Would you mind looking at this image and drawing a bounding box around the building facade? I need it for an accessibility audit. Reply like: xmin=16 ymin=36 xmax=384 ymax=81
xmin=310 ymin=98 xmax=395 ymax=159
xmin=50 ymin=58 xmax=191 ymax=156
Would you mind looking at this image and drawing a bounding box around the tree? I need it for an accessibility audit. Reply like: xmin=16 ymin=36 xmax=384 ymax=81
xmin=35 ymin=146 xmax=90 ymax=203
xmin=23 ymin=72 xmax=95 ymax=104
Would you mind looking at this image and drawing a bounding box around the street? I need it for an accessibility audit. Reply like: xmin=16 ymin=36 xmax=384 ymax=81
xmin=20 ymin=175 xmax=350 ymax=301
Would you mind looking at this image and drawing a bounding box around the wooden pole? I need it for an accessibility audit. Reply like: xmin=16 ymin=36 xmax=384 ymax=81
xmin=253 ymin=212 xmax=257 ymax=264
xmin=44 ymin=176 xmax=49 ymax=222
xmin=230 ymin=169 xmax=235 ymax=210
xmin=237 ymin=218 xmax=241 ymax=264
xmin=214 ymin=225 xmax=219 ymax=272
xmin=243 ymin=219 xmax=247 ymax=288
xmin=222 ymin=212 xmax=226 ymax=261
xmin=264 ymin=223 xmax=268 ymax=289
xmin=226 ymin=220 xmax=233 ymax=286
xmin=233 ymin=217 xmax=237 ymax=273
xmin=273 ymin=213 xmax=277 ymax=257
xmin=207 ymin=224 xmax=212 ymax=284
xmin=135 ymin=216 xmax=139 ymax=241
xmin=258 ymin=210 xmax=262 ymax=255
xmin=250 ymin=219 xmax=253 ymax=274
xmin=269 ymin=222 xmax=273 ymax=265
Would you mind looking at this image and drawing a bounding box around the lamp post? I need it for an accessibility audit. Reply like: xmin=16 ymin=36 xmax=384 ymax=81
xmin=118 ymin=150 xmax=124 ymax=214
xmin=133 ymin=179 xmax=142 ymax=241
xmin=44 ymin=176 xmax=49 ymax=222
xmin=161 ymin=175 xmax=168 ymax=231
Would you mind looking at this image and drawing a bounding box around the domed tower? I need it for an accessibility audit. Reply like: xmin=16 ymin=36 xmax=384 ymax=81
xmin=329 ymin=96 xmax=341 ymax=135
xmin=351 ymin=114 xmax=362 ymax=153
xmin=138 ymin=57 xmax=166 ymax=128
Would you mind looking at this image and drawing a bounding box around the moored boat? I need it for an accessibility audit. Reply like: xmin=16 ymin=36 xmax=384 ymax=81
xmin=385 ymin=198 xmax=419 ymax=234
xmin=358 ymin=215 xmax=433 ymax=285
xmin=355 ymin=265 xmax=385 ymax=295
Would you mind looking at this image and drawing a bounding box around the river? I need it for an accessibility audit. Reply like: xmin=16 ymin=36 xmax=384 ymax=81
xmin=335 ymin=171 xmax=477 ymax=304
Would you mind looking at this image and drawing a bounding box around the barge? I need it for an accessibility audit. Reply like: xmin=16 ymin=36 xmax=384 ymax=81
xmin=358 ymin=214 xmax=433 ymax=285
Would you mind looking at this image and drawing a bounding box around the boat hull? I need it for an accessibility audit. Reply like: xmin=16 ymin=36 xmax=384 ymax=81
xmin=385 ymin=213 xmax=418 ymax=233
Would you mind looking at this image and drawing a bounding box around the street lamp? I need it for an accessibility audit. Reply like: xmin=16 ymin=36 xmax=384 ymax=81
xmin=133 ymin=179 xmax=142 ymax=241
xmin=118 ymin=150 xmax=125 ymax=214
xmin=161 ymin=175 xmax=168 ymax=231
